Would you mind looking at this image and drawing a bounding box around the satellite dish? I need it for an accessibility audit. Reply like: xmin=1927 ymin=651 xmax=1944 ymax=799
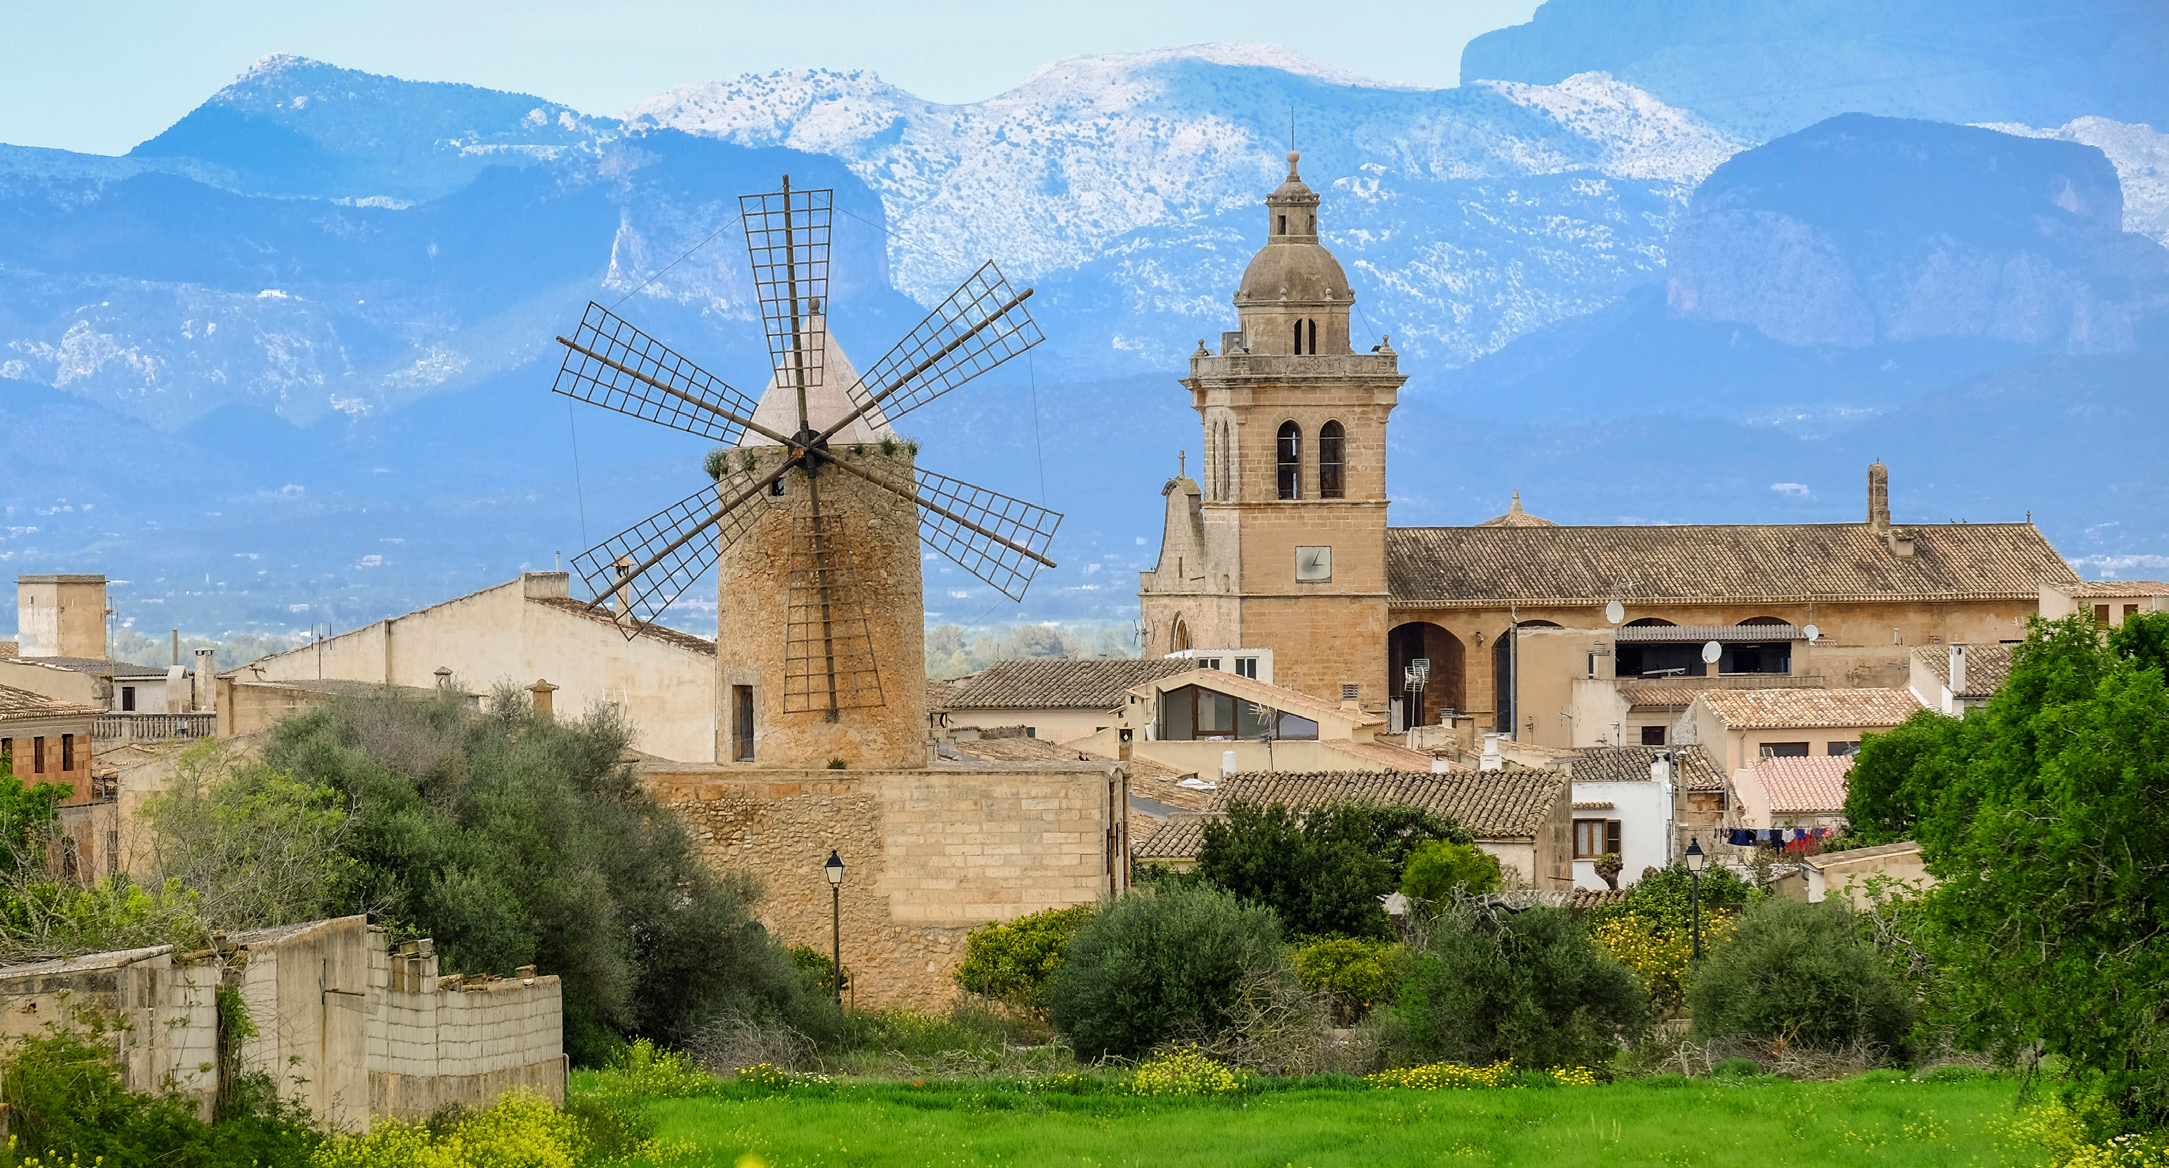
xmin=1802 ymin=623 xmax=1820 ymax=643
xmin=1605 ymin=600 xmax=1625 ymax=625
xmin=1701 ymin=640 xmax=1723 ymax=665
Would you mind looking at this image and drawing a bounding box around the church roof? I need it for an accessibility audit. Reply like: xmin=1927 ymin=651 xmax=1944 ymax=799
xmin=1475 ymin=491 xmax=1557 ymax=528
xmin=1387 ymin=521 xmax=2075 ymax=608
xmin=1233 ymin=152 xmax=1351 ymax=307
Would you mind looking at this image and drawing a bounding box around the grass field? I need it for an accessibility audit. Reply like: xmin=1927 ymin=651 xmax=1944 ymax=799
xmin=622 ymin=1071 xmax=2037 ymax=1168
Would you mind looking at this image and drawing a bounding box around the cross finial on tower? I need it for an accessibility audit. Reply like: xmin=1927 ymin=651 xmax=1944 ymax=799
xmin=1179 ymin=450 xmax=1186 ymax=478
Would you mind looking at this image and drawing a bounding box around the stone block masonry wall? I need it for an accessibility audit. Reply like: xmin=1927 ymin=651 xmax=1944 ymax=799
xmin=0 ymin=917 xmax=564 ymax=1130
xmin=645 ymin=761 xmax=1122 ymax=1009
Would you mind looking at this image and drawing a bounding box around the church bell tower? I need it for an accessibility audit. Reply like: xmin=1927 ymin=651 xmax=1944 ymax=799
xmin=1138 ymin=152 xmax=1405 ymax=708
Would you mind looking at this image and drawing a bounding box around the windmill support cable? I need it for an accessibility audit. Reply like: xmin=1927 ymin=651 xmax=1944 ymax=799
xmin=811 ymin=452 xmax=1056 ymax=569
xmin=813 ymin=288 xmax=1037 ymax=446
xmin=580 ymin=458 xmax=799 ymax=614
xmin=555 ymin=336 xmax=799 ymax=448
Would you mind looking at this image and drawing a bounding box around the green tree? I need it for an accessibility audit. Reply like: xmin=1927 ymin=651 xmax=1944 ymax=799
xmin=1399 ymin=839 xmax=1503 ymax=904
xmin=262 ymin=687 xmax=834 ymax=1064
xmin=1884 ymin=613 xmax=2169 ymax=1119
xmin=1842 ymin=709 xmax=1967 ymax=845
xmin=142 ymin=741 xmax=353 ymax=930
xmin=1044 ymin=884 xmax=1283 ymax=1060
xmin=1688 ymin=895 xmax=1914 ymax=1053
xmin=1197 ymin=800 xmax=1469 ymax=938
xmin=1384 ymin=903 xmax=1649 ymax=1070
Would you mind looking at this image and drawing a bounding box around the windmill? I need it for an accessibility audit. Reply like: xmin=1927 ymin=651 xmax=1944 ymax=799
xmin=550 ymin=177 xmax=1060 ymax=739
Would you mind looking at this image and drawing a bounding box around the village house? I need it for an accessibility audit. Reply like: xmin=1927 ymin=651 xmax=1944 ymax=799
xmin=235 ymin=571 xmax=718 ymax=763
xmin=0 ymin=575 xmax=215 ymax=740
xmin=1772 ymin=841 xmax=1932 ymax=907
xmin=1558 ymin=745 xmax=1726 ymax=889
xmin=934 ymin=657 xmax=1191 ymax=742
xmin=2040 ymin=579 xmax=2169 ymax=628
xmin=0 ymin=683 xmax=108 ymax=881
xmin=1909 ymin=641 xmax=2016 ymax=715
xmin=1681 ymin=686 xmax=1924 ymax=774
xmin=1732 ymin=754 xmax=1854 ymax=832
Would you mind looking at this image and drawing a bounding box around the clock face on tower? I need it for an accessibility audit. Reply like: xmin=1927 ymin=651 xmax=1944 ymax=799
xmin=1295 ymin=545 xmax=1333 ymax=583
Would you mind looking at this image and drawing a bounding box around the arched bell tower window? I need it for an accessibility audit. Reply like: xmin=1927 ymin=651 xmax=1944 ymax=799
xmin=1291 ymin=318 xmax=1318 ymax=355
xmin=1276 ymin=422 xmax=1301 ymax=500
xmin=1216 ymin=420 xmax=1234 ymax=500
xmin=1277 ymin=213 xmax=1287 ymax=236
xmin=1318 ymin=420 xmax=1345 ymax=499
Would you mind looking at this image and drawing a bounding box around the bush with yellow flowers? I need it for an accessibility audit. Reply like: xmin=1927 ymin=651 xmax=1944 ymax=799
xmin=1589 ymin=909 xmax=1735 ymax=1013
xmin=1130 ymin=1045 xmax=1247 ymax=1096
xmin=1365 ymin=1060 xmax=1518 ymax=1090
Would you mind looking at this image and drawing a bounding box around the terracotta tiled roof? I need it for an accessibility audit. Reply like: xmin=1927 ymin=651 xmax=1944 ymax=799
xmin=1744 ymin=755 xmax=1854 ymax=814
xmin=944 ymin=658 xmax=1192 ymax=711
xmin=1386 ymin=522 xmax=2076 ymax=608
xmin=1134 ymin=766 xmax=1567 ymax=859
xmin=1146 ymin=668 xmax=1384 ymax=728
xmin=1332 ymin=739 xmax=1447 ymax=771
xmin=1915 ymin=643 xmax=2015 ymax=698
xmin=530 ymin=597 xmax=716 ymax=656
xmin=1566 ymin=744 xmax=1725 ymax=792
xmin=1214 ymin=768 xmax=1566 ymax=839
xmin=9 ymin=656 xmax=172 ymax=679
xmin=1615 ymin=680 xmax=1717 ymax=710
xmin=0 ymin=683 xmax=101 ymax=721
xmin=2061 ymin=581 xmax=2169 ymax=598
xmin=1476 ymin=491 xmax=1557 ymax=528
xmin=1564 ymin=887 xmax=1632 ymax=913
xmin=1693 ymin=687 xmax=1923 ymax=730
xmin=926 ymin=676 xmax=969 ymax=714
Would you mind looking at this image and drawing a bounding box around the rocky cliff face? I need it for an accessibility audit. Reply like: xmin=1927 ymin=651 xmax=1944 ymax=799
xmin=1665 ymin=114 xmax=2169 ymax=349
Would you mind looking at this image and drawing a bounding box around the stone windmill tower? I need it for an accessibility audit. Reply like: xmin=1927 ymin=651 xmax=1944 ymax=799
xmin=551 ymin=178 xmax=1062 ymax=767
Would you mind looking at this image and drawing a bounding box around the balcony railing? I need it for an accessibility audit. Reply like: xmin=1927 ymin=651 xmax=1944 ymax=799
xmin=94 ymin=712 xmax=216 ymax=742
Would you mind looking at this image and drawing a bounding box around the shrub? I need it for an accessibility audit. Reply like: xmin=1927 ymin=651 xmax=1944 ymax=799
xmin=1292 ymin=937 xmax=1409 ymax=1024
xmin=0 ymin=1027 xmax=320 ymax=1167
xmin=313 ymin=1090 xmax=632 ymax=1168
xmin=1130 ymin=1045 xmax=1246 ymax=1096
xmin=1688 ymin=895 xmax=1914 ymax=1054
xmin=1399 ymin=840 xmax=1502 ymax=904
xmin=1589 ymin=908 xmax=1737 ymax=1014
xmin=789 ymin=944 xmax=850 ymax=997
xmin=953 ymin=904 xmax=1093 ymax=1011
xmin=1365 ymin=1060 xmax=1516 ymax=1090
xmin=1197 ymin=800 xmax=1469 ymax=938
xmin=1384 ymin=904 xmax=1650 ymax=1072
xmin=581 ymin=1038 xmax=715 ymax=1102
xmin=259 ymin=688 xmax=837 ymax=1063
xmin=1044 ymin=884 xmax=1284 ymax=1060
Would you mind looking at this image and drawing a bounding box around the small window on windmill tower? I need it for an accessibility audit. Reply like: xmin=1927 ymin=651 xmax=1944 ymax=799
xmin=770 ymin=476 xmax=786 ymax=498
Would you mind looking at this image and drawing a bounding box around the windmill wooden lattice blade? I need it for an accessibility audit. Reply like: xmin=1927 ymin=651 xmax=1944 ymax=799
xmin=739 ymin=182 xmax=833 ymax=404
xmin=571 ymin=470 xmax=774 ymax=638
xmin=914 ymin=465 xmax=1063 ymax=602
xmin=553 ymin=302 xmax=767 ymax=444
xmin=782 ymin=513 xmax=884 ymax=713
xmin=843 ymin=262 xmax=1043 ymax=428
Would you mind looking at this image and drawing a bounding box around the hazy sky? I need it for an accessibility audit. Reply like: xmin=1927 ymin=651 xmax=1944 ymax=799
xmin=3 ymin=0 xmax=1544 ymax=156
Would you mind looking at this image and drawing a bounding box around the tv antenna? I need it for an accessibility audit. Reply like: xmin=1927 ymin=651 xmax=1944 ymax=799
xmin=550 ymin=176 xmax=1060 ymax=720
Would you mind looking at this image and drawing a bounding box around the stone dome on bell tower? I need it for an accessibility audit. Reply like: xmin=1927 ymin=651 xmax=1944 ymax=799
xmin=1234 ymin=151 xmax=1354 ymax=356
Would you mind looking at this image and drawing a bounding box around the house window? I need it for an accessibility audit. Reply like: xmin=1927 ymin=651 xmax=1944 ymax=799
xmin=2096 ymin=604 xmax=2112 ymax=626
xmin=61 ymin=734 xmax=74 ymax=772
xmin=1760 ymin=742 xmax=1810 ymax=758
xmin=1235 ymin=657 xmax=1258 ymax=679
xmin=1827 ymin=741 xmax=1859 ymax=756
xmin=1318 ymin=421 xmax=1345 ymax=499
xmin=32 ymin=737 xmax=44 ymax=774
xmin=1197 ymin=658 xmax=1222 ymax=671
xmin=1641 ymin=725 xmax=1666 ymax=746
xmin=121 ymin=686 xmax=136 ymax=712
xmin=1156 ymin=684 xmax=1238 ymax=741
xmin=1573 ymin=819 xmax=1622 ymax=859
xmin=1276 ymin=422 xmax=1301 ymax=499
xmin=733 ymin=685 xmax=755 ymax=762
xmin=2126 ymin=604 xmax=2141 ymax=620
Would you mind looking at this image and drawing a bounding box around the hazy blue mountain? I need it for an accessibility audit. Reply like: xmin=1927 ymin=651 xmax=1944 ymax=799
xmin=1460 ymin=0 xmax=2169 ymax=144
xmin=4 ymin=47 xmax=2169 ymax=646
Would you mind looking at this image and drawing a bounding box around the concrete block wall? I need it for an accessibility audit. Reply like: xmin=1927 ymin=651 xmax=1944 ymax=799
xmin=645 ymin=761 xmax=1121 ymax=1009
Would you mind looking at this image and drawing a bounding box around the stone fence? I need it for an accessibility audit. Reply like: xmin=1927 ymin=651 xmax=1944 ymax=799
xmin=0 ymin=916 xmax=563 ymax=1131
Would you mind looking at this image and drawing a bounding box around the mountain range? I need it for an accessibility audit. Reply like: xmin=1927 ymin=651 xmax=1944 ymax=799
xmin=3 ymin=0 xmax=2167 ymax=647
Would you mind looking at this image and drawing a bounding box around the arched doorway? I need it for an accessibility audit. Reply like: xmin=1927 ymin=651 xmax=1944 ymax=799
xmin=1388 ymin=622 xmax=1465 ymax=729
xmin=1170 ymin=616 xmax=1191 ymax=653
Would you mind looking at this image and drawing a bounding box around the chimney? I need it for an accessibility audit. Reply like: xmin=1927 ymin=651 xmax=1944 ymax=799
xmin=1480 ymin=733 xmax=1502 ymax=771
xmin=1867 ymin=462 xmax=1891 ymax=532
xmin=1949 ymin=644 xmax=1967 ymax=695
xmin=527 ymin=678 xmax=558 ymax=720
xmin=165 ymin=664 xmax=189 ymax=713
xmin=1220 ymin=749 xmax=1237 ymax=782
xmin=433 ymin=666 xmax=454 ymax=689
xmin=194 ymin=647 xmax=217 ymax=712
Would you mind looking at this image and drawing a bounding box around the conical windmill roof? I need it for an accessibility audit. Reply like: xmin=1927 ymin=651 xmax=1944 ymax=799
xmin=738 ymin=314 xmax=898 ymax=446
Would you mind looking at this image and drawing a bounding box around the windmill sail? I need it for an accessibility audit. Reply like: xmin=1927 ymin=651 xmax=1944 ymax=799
xmin=841 ymin=262 xmax=1043 ymax=428
xmin=739 ymin=181 xmax=833 ymax=410
xmin=552 ymin=302 xmax=767 ymax=444
xmin=912 ymin=466 xmax=1063 ymax=602
xmin=570 ymin=466 xmax=777 ymax=635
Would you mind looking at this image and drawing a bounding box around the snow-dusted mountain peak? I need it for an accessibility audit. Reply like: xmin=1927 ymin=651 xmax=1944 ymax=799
xmin=1015 ymin=42 xmax=1421 ymax=95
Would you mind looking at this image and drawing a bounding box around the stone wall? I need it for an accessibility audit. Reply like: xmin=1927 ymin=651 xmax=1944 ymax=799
xmin=644 ymin=760 xmax=1124 ymax=1008
xmin=0 ymin=916 xmax=564 ymax=1130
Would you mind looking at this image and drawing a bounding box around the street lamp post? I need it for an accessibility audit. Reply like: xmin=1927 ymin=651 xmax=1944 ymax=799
xmin=823 ymin=850 xmax=845 ymax=1005
xmin=1684 ymin=837 xmax=1707 ymax=963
